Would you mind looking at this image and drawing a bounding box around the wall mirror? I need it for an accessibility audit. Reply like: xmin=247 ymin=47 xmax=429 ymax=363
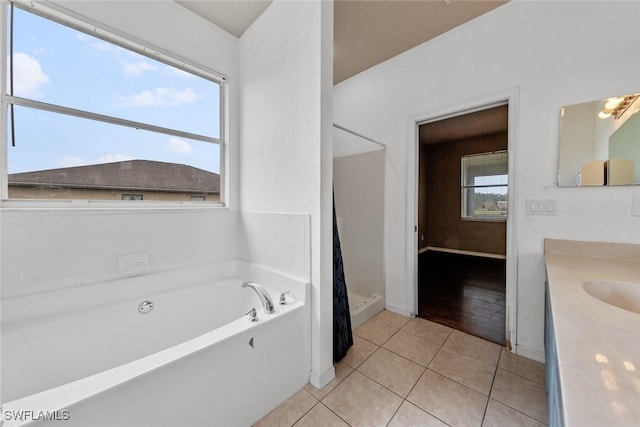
xmin=557 ymin=92 xmax=640 ymax=187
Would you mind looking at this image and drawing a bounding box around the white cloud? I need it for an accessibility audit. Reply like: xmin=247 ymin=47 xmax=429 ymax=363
xmin=12 ymin=53 xmax=49 ymax=98
xmin=118 ymin=88 xmax=199 ymax=107
xmin=167 ymin=137 xmax=192 ymax=154
xmin=123 ymin=61 xmax=158 ymax=76
xmin=56 ymin=156 xmax=89 ymax=168
xmin=56 ymin=153 xmax=135 ymax=168
xmin=97 ymin=153 xmax=136 ymax=163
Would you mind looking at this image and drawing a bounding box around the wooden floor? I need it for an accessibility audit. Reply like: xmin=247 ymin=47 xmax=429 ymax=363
xmin=418 ymin=250 xmax=506 ymax=345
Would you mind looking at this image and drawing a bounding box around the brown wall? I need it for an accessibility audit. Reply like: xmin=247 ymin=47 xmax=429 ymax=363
xmin=8 ymin=186 xmax=220 ymax=202
xmin=418 ymin=132 xmax=507 ymax=255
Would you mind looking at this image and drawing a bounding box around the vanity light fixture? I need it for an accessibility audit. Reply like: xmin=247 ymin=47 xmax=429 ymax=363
xmin=598 ymin=94 xmax=640 ymax=119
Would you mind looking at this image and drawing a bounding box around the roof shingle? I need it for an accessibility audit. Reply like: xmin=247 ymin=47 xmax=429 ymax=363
xmin=8 ymin=160 xmax=220 ymax=193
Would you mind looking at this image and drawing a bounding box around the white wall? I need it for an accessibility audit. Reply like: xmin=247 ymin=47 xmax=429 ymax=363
xmin=238 ymin=0 xmax=334 ymax=387
xmin=334 ymin=149 xmax=385 ymax=301
xmin=334 ymin=0 xmax=640 ymax=360
xmin=240 ymin=211 xmax=311 ymax=281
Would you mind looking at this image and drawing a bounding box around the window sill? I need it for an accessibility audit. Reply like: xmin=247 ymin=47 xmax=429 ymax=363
xmin=0 ymin=199 xmax=226 ymax=212
xmin=461 ymin=217 xmax=507 ymax=223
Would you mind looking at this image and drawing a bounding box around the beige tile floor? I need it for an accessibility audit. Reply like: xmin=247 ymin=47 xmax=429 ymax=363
xmin=255 ymin=311 xmax=548 ymax=427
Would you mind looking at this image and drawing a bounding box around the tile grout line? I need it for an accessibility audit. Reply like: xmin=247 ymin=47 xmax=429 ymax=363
xmin=399 ymin=322 xmax=455 ymax=348
xmin=385 ymin=328 xmax=545 ymax=425
xmin=484 ymin=351 xmax=549 ymax=426
xmin=488 ymin=370 xmax=549 ymax=425
xmin=479 ymin=350 xmax=501 ymax=426
xmin=347 ymin=334 xmax=383 ymax=369
xmin=380 ymin=334 xmax=438 ymax=369
xmin=497 ymin=364 xmax=546 ymax=386
xmin=289 ymin=399 xmax=320 ymax=427
xmin=305 ymin=369 xmax=356 ymax=427
xmin=293 ymin=314 xmax=545 ymax=426
xmin=488 ymin=397 xmax=549 ymax=426
xmin=400 ymin=367 xmax=453 ymax=427
xmin=356 ymin=326 xmax=452 ymax=427
xmin=345 ymin=327 xmax=418 ymax=424
xmin=383 ymin=401 xmax=404 ymax=427
xmin=352 ymin=364 xmax=442 ymax=426
xmin=390 ymin=334 xmax=455 ymax=427
xmin=355 ymin=357 xmax=425 ymax=402
xmin=318 ymin=400 xmax=354 ymax=427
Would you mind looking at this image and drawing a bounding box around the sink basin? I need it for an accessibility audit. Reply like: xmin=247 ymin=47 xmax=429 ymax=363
xmin=583 ymin=280 xmax=640 ymax=314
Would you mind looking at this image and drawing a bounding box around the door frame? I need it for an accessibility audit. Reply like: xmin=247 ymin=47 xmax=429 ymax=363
xmin=405 ymin=87 xmax=520 ymax=352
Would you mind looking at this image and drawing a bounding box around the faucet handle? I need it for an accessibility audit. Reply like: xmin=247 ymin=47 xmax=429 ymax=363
xmin=280 ymin=291 xmax=292 ymax=305
xmin=245 ymin=307 xmax=258 ymax=322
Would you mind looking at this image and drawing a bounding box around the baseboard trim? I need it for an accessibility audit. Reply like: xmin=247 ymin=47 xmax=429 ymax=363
xmin=423 ymin=246 xmax=506 ymax=260
xmin=516 ymin=344 xmax=545 ymax=363
xmin=385 ymin=302 xmax=410 ymax=317
xmin=309 ymin=366 xmax=336 ymax=390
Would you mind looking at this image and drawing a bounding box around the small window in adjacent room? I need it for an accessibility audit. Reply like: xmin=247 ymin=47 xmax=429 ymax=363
xmin=461 ymin=151 xmax=508 ymax=220
xmin=122 ymin=194 xmax=143 ymax=201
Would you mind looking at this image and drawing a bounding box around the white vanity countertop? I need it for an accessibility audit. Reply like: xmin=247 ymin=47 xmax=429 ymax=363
xmin=544 ymin=239 xmax=640 ymax=427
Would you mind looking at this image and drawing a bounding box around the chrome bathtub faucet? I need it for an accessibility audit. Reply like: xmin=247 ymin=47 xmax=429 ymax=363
xmin=280 ymin=291 xmax=292 ymax=305
xmin=245 ymin=307 xmax=258 ymax=322
xmin=242 ymin=282 xmax=275 ymax=314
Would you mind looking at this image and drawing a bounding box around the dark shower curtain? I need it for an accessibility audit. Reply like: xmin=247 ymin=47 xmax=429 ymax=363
xmin=333 ymin=193 xmax=353 ymax=362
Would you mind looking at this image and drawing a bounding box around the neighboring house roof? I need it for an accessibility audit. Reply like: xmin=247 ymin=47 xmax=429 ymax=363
xmin=8 ymin=160 xmax=220 ymax=193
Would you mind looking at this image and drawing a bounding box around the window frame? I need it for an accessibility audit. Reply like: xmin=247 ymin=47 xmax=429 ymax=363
xmin=0 ymin=0 xmax=228 ymax=209
xmin=460 ymin=150 xmax=508 ymax=222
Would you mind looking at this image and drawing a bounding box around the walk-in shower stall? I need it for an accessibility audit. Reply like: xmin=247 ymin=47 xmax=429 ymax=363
xmin=333 ymin=124 xmax=385 ymax=329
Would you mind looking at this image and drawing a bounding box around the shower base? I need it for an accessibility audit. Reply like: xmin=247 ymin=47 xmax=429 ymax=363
xmin=348 ymin=292 xmax=384 ymax=330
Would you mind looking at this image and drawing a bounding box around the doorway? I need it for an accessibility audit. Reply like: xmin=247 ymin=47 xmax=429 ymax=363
xmin=416 ymin=104 xmax=509 ymax=345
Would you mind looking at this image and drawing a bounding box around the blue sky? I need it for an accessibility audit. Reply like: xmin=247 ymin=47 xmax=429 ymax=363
xmin=9 ymin=7 xmax=221 ymax=174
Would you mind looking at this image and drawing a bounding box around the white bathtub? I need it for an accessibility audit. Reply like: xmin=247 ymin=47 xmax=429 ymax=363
xmin=1 ymin=260 xmax=310 ymax=427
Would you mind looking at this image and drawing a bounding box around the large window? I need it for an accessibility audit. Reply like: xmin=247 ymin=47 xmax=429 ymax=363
xmin=461 ymin=151 xmax=508 ymax=220
xmin=3 ymin=3 xmax=224 ymax=203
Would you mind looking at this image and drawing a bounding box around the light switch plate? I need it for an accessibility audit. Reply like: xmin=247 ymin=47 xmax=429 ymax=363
xmin=526 ymin=199 xmax=557 ymax=215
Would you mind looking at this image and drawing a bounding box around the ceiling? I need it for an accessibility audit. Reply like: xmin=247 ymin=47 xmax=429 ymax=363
xmin=176 ymin=1 xmax=272 ymax=38
xmin=419 ymin=104 xmax=508 ymax=145
xmin=333 ymin=0 xmax=507 ymax=83
xmin=178 ymin=1 xmax=510 ymax=142
xmin=177 ymin=0 xmax=507 ymax=84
